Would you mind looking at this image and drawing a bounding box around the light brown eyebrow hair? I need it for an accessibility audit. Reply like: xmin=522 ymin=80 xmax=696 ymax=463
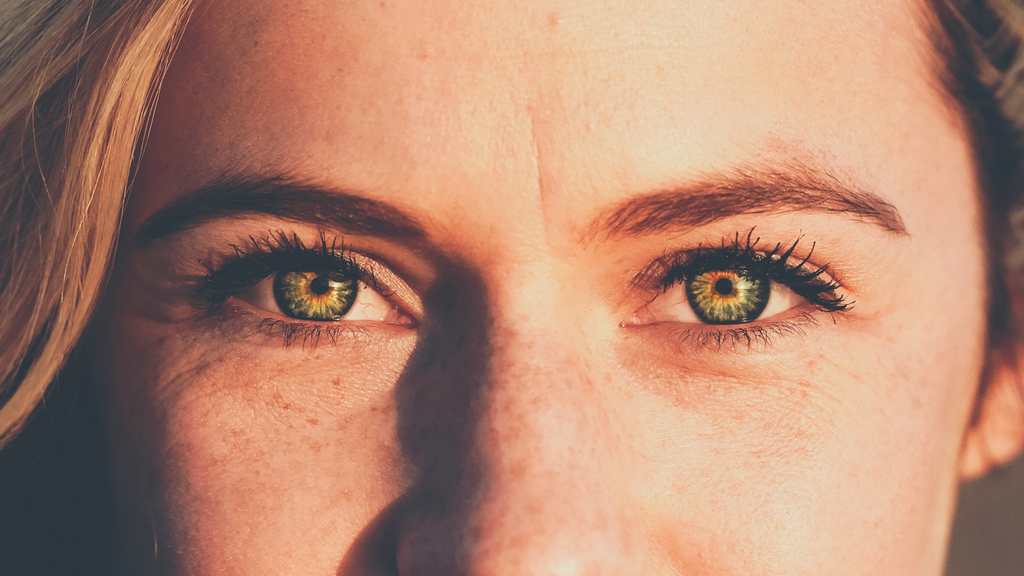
xmin=134 ymin=176 xmax=426 ymax=246
xmin=586 ymin=166 xmax=907 ymax=241
xmin=136 ymin=167 xmax=904 ymax=248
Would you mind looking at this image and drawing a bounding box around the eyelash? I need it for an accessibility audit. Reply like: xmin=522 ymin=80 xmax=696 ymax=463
xmin=642 ymin=231 xmax=852 ymax=349
xmin=658 ymin=230 xmax=852 ymax=314
xmin=193 ymin=230 xmax=847 ymax=349
xmin=662 ymin=311 xmax=820 ymax=349
xmin=192 ymin=232 xmax=396 ymax=346
xmin=194 ymin=231 xmax=379 ymax=306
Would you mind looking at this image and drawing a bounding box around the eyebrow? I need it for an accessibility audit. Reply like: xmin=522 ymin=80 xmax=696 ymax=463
xmin=134 ymin=177 xmax=426 ymax=245
xmin=586 ymin=166 xmax=907 ymax=241
xmin=136 ymin=167 xmax=906 ymax=247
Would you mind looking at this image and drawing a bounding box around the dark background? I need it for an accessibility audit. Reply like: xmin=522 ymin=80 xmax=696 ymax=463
xmin=1 ymin=373 xmax=1022 ymax=575
xmin=946 ymin=455 xmax=1024 ymax=575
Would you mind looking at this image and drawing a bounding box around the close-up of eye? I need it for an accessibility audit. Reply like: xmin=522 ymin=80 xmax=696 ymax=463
xmin=239 ymin=271 xmax=411 ymax=324
xmin=194 ymin=233 xmax=416 ymax=327
xmin=633 ymin=268 xmax=805 ymax=325
xmin=628 ymin=236 xmax=851 ymax=327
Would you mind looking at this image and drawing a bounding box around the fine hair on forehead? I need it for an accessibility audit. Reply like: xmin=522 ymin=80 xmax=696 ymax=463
xmin=1 ymin=0 xmax=1024 ymax=446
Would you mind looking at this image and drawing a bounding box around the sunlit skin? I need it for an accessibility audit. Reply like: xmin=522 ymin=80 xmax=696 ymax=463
xmin=89 ymin=0 xmax=1024 ymax=574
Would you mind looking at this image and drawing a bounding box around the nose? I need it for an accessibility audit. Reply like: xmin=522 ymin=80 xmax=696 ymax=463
xmin=395 ymin=316 xmax=647 ymax=576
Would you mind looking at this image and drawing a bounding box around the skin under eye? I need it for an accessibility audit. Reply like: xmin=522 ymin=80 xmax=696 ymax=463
xmin=238 ymin=270 xmax=413 ymax=325
xmin=631 ymin=274 xmax=804 ymax=325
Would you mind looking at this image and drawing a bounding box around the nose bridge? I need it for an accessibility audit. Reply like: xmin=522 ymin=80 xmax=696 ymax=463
xmin=476 ymin=315 xmax=607 ymax=482
xmin=471 ymin=274 xmax=620 ymax=502
xmin=476 ymin=325 xmax=640 ymax=568
xmin=395 ymin=284 xmax=646 ymax=576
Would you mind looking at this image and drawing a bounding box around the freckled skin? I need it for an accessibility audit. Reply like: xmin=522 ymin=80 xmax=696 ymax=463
xmin=90 ymin=0 xmax=1016 ymax=574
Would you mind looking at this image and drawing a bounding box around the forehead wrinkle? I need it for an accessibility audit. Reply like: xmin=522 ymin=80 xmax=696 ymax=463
xmin=144 ymin=0 xmax=954 ymax=262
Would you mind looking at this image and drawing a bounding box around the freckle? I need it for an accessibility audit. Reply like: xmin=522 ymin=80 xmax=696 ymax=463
xmin=272 ymin=391 xmax=291 ymax=410
xmin=307 ymin=417 xmax=320 ymax=426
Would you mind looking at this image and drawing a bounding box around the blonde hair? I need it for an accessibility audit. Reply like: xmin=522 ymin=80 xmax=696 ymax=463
xmin=0 ymin=0 xmax=194 ymax=448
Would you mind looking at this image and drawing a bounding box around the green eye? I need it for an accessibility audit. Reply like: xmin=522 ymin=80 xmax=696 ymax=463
xmin=273 ymin=271 xmax=358 ymax=321
xmin=685 ymin=269 xmax=769 ymax=324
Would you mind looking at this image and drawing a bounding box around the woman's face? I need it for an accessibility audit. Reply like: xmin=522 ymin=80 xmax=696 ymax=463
xmin=93 ymin=0 xmax=1006 ymax=573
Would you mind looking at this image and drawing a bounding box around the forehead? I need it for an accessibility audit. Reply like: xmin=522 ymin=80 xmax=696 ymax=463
xmin=135 ymin=0 xmax=952 ymax=241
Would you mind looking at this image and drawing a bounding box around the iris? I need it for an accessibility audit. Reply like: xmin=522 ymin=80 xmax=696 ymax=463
xmin=685 ymin=269 xmax=769 ymax=324
xmin=273 ymin=271 xmax=358 ymax=320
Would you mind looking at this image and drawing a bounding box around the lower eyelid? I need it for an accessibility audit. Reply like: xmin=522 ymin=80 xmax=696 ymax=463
xmin=665 ymin=311 xmax=821 ymax=350
xmin=199 ymin=306 xmax=382 ymax=348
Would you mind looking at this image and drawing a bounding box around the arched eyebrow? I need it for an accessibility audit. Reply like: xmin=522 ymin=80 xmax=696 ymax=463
xmin=585 ymin=167 xmax=907 ymax=241
xmin=135 ymin=167 xmax=906 ymax=247
xmin=134 ymin=176 xmax=426 ymax=246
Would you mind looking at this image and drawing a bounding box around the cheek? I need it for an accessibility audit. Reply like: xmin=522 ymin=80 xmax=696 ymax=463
xmin=619 ymin=247 xmax=987 ymax=573
xmin=628 ymin=355 xmax=974 ymax=574
xmin=94 ymin=311 xmax=416 ymax=574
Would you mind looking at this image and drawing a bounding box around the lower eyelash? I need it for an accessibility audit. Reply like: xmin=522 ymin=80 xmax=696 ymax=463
xmin=192 ymin=302 xmax=378 ymax=349
xmin=664 ymin=311 xmax=819 ymax=351
xmin=252 ymin=318 xmax=373 ymax=348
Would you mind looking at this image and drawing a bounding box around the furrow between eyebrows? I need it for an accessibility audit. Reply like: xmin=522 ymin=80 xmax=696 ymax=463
xmin=586 ymin=167 xmax=908 ymax=242
xmin=133 ymin=176 xmax=427 ymax=247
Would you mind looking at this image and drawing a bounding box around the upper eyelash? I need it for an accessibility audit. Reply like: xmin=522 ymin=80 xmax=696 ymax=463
xmin=658 ymin=230 xmax=853 ymax=314
xmin=192 ymin=231 xmax=381 ymax=310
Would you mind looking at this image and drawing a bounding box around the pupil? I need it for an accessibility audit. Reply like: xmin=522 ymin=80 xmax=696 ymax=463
xmin=714 ymin=278 xmax=734 ymax=295
xmin=309 ymin=275 xmax=331 ymax=295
